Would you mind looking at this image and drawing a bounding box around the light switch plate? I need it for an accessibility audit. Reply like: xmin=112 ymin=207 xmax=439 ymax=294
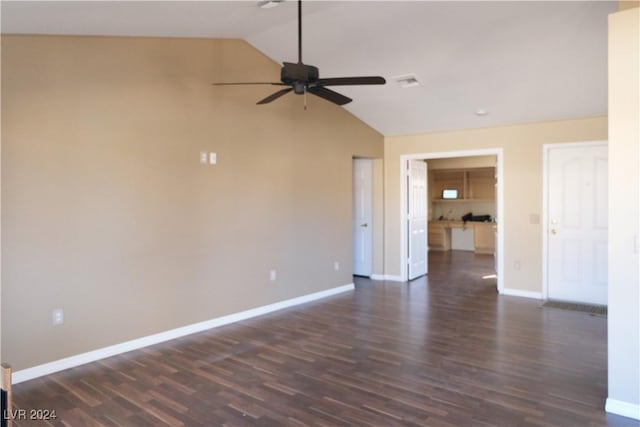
xmin=52 ymin=308 xmax=64 ymax=326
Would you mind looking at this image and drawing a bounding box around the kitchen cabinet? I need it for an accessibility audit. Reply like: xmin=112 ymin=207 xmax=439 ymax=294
xmin=431 ymin=167 xmax=495 ymax=202
xmin=429 ymin=221 xmax=495 ymax=254
xmin=428 ymin=222 xmax=451 ymax=251
xmin=466 ymin=168 xmax=495 ymax=200
xmin=473 ymin=222 xmax=496 ymax=254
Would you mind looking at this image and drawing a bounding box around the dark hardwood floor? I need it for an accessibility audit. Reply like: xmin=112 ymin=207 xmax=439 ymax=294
xmin=11 ymin=251 xmax=638 ymax=426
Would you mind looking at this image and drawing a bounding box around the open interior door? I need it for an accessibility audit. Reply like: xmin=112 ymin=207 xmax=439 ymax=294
xmin=353 ymin=159 xmax=373 ymax=276
xmin=408 ymin=160 xmax=428 ymax=280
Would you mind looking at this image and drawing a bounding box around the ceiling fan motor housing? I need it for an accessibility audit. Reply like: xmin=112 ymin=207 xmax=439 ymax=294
xmin=281 ymin=62 xmax=319 ymax=94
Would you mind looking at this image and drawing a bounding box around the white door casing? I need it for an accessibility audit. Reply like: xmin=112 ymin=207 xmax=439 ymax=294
xmin=494 ymin=163 xmax=498 ymax=272
xmin=408 ymin=160 xmax=428 ymax=280
xmin=353 ymin=159 xmax=373 ymax=276
xmin=546 ymin=143 xmax=608 ymax=305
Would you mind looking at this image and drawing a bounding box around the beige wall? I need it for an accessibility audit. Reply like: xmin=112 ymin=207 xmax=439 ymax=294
xmin=1 ymin=35 xmax=383 ymax=370
xmin=607 ymin=7 xmax=640 ymax=414
xmin=384 ymin=117 xmax=607 ymax=291
xmin=372 ymin=159 xmax=384 ymax=276
xmin=426 ymin=155 xmax=495 ymax=170
xmin=0 ymin=55 xmax=2 ymax=364
xmin=619 ymin=1 xmax=640 ymax=11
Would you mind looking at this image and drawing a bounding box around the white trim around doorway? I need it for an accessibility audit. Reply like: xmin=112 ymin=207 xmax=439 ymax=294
xmin=399 ymin=148 xmax=504 ymax=294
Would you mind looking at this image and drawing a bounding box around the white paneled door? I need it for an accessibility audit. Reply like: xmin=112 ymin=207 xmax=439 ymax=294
xmin=547 ymin=143 xmax=608 ymax=305
xmin=408 ymin=160 xmax=428 ymax=280
xmin=353 ymin=159 xmax=372 ymax=276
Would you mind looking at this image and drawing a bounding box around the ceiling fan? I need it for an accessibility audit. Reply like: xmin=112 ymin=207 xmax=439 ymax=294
xmin=212 ymin=0 xmax=386 ymax=106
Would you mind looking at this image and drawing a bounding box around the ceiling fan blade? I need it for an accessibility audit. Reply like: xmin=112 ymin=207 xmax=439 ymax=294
xmin=315 ymin=76 xmax=386 ymax=86
xmin=212 ymin=82 xmax=286 ymax=86
xmin=257 ymin=88 xmax=293 ymax=105
xmin=307 ymin=86 xmax=352 ymax=106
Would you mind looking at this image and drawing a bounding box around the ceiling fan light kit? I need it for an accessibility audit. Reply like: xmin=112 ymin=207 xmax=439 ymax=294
xmin=213 ymin=0 xmax=385 ymax=107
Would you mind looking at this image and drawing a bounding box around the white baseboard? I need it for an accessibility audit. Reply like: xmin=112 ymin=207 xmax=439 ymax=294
xmin=13 ymin=283 xmax=355 ymax=385
xmin=368 ymin=274 xmax=405 ymax=282
xmin=606 ymin=398 xmax=640 ymax=420
xmin=499 ymin=288 xmax=543 ymax=300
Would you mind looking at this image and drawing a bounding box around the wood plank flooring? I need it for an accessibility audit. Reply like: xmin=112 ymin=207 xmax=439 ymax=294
xmin=11 ymin=251 xmax=638 ymax=426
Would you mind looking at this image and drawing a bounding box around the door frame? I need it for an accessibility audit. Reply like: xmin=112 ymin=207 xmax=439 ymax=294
xmin=399 ymin=148 xmax=504 ymax=294
xmin=541 ymin=140 xmax=608 ymax=300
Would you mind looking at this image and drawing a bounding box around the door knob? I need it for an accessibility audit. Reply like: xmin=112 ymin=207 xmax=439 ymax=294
xmin=551 ymin=229 xmax=557 ymax=235
xmin=360 ymin=223 xmax=368 ymax=227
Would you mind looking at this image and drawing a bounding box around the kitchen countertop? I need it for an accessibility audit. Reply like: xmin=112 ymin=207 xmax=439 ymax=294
xmin=429 ymin=220 xmax=495 ymax=229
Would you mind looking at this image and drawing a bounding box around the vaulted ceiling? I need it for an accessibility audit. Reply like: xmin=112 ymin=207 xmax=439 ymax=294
xmin=1 ymin=1 xmax=616 ymax=136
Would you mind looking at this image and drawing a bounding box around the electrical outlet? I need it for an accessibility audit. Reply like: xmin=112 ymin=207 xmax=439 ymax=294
xmin=334 ymin=261 xmax=340 ymax=271
xmin=270 ymin=270 xmax=277 ymax=281
xmin=199 ymin=152 xmax=208 ymax=164
xmin=52 ymin=308 xmax=64 ymax=326
xmin=209 ymin=152 xmax=217 ymax=165
xmin=514 ymin=260 xmax=521 ymax=270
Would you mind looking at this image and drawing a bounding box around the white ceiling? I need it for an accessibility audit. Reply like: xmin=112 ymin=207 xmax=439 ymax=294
xmin=1 ymin=1 xmax=617 ymax=136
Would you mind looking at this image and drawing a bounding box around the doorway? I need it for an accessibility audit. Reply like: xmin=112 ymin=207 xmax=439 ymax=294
xmin=400 ymin=149 xmax=504 ymax=293
xmin=543 ymin=141 xmax=608 ymax=305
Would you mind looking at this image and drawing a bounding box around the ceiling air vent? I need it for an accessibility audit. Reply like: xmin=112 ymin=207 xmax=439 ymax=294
xmin=258 ymin=0 xmax=284 ymax=9
xmin=393 ymin=74 xmax=421 ymax=88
